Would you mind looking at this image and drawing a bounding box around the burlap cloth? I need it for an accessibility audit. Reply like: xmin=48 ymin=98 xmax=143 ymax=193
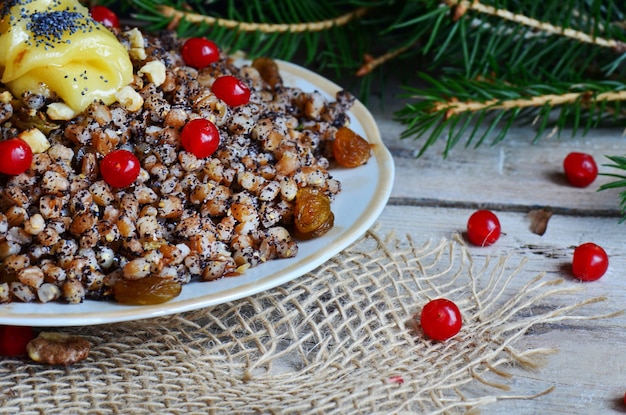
xmin=0 ymin=230 xmax=614 ymax=414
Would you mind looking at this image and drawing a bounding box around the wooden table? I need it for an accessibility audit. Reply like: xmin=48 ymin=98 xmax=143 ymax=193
xmin=367 ymin=91 xmax=626 ymax=414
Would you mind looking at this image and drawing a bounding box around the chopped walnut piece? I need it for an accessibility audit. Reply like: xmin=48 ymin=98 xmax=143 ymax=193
xmin=27 ymin=332 xmax=91 ymax=365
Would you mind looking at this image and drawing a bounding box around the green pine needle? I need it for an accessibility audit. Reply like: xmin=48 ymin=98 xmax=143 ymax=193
xmin=601 ymin=156 xmax=626 ymax=222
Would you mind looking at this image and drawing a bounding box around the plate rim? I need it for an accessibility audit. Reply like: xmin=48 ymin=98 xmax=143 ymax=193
xmin=0 ymin=60 xmax=395 ymax=327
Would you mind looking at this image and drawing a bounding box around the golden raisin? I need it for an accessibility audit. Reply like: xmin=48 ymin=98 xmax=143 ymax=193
xmin=332 ymin=127 xmax=371 ymax=168
xmin=112 ymin=275 xmax=182 ymax=305
xmin=293 ymin=188 xmax=334 ymax=239
xmin=252 ymin=57 xmax=282 ymax=89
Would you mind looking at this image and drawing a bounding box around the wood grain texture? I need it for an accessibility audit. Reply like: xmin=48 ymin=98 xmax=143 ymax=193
xmin=366 ymin=96 xmax=626 ymax=413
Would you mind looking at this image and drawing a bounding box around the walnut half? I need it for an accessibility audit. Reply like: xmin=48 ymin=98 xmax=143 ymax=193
xmin=27 ymin=332 xmax=90 ymax=365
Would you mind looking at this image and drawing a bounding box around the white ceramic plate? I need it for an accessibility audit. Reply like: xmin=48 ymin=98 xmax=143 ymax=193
xmin=0 ymin=61 xmax=395 ymax=327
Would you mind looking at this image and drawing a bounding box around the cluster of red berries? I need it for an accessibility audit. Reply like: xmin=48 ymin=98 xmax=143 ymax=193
xmin=96 ymin=35 xmax=251 ymax=189
xmin=420 ymin=151 xmax=607 ymax=343
xmin=464 ymin=151 xmax=607 ymax=280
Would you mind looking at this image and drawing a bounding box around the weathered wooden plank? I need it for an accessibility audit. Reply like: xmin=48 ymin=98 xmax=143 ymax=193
xmin=373 ymin=205 xmax=626 ymax=413
xmin=356 ymin=83 xmax=626 ymax=413
xmin=367 ymin=102 xmax=626 ymax=215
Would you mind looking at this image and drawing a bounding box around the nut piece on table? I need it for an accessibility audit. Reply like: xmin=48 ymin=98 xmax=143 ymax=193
xmin=27 ymin=332 xmax=90 ymax=365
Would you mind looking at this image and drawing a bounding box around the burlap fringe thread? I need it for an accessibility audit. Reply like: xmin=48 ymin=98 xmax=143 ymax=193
xmin=0 ymin=230 xmax=618 ymax=415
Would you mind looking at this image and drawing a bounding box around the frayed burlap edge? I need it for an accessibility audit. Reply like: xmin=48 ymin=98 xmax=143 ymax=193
xmin=0 ymin=230 xmax=619 ymax=415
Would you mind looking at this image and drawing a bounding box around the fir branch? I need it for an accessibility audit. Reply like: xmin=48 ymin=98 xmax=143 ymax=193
xmin=396 ymin=76 xmax=626 ymax=156
xmin=129 ymin=0 xmax=375 ymax=71
xmin=157 ymin=5 xmax=369 ymax=33
xmin=380 ymin=0 xmax=626 ymax=83
xmin=444 ymin=0 xmax=626 ymax=53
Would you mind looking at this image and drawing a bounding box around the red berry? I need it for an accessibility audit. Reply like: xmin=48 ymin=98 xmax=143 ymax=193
xmin=0 ymin=138 xmax=33 ymax=175
xmin=212 ymin=75 xmax=251 ymax=107
xmin=420 ymin=298 xmax=462 ymax=341
xmin=181 ymin=118 xmax=221 ymax=158
xmin=563 ymin=152 xmax=598 ymax=187
xmin=0 ymin=325 xmax=35 ymax=357
xmin=100 ymin=149 xmax=140 ymax=188
xmin=572 ymin=242 xmax=608 ymax=281
xmin=466 ymin=209 xmax=501 ymax=246
xmin=90 ymin=5 xmax=120 ymax=29
xmin=181 ymin=37 xmax=220 ymax=69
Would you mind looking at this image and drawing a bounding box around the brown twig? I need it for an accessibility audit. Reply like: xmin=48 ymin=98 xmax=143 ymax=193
xmin=356 ymin=42 xmax=416 ymax=76
xmin=432 ymin=90 xmax=626 ymax=116
xmin=158 ymin=5 xmax=368 ymax=33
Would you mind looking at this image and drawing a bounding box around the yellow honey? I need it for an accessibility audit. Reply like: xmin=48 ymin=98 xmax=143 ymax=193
xmin=0 ymin=0 xmax=133 ymax=115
